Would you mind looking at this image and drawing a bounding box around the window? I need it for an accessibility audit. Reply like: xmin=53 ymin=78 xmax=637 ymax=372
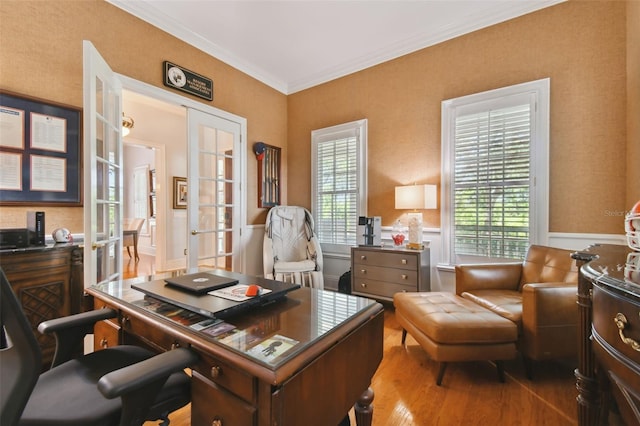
xmin=441 ymin=79 xmax=549 ymax=264
xmin=311 ymin=119 xmax=367 ymax=255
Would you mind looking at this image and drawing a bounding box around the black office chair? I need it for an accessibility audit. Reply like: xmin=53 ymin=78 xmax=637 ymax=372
xmin=0 ymin=267 xmax=198 ymax=426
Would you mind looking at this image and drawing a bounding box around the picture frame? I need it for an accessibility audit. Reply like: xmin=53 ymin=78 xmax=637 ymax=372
xmin=0 ymin=90 xmax=82 ymax=206
xmin=173 ymin=176 xmax=187 ymax=209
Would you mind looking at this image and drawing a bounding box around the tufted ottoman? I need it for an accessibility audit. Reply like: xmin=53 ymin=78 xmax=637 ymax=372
xmin=393 ymin=291 xmax=518 ymax=385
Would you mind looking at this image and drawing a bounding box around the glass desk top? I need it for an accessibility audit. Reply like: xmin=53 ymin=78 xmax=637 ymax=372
xmin=88 ymin=272 xmax=382 ymax=369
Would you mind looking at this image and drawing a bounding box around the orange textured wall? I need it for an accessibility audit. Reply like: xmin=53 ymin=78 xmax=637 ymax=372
xmin=287 ymin=0 xmax=629 ymax=234
xmin=627 ymin=0 xmax=640 ymax=208
xmin=0 ymin=0 xmax=286 ymax=232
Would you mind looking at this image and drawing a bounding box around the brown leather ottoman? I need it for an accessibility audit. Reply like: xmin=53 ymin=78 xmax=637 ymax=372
xmin=393 ymin=291 xmax=518 ymax=385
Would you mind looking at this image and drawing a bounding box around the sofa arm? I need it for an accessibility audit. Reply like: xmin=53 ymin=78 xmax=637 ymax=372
xmin=455 ymin=263 xmax=522 ymax=295
xmin=521 ymin=282 xmax=578 ymax=360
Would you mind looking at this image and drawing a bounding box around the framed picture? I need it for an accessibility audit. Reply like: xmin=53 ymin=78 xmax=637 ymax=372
xmin=173 ymin=176 xmax=187 ymax=209
xmin=0 ymin=90 xmax=82 ymax=205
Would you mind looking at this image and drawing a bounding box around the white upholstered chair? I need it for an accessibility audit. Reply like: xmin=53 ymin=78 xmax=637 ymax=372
xmin=263 ymin=206 xmax=324 ymax=289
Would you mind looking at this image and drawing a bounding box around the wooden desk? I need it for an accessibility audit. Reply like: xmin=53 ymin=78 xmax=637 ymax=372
xmin=86 ymin=273 xmax=384 ymax=426
xmin=573 ymin=244 xmax=640 ymax=425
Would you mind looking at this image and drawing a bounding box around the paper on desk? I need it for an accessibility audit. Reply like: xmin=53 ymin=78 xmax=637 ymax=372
xmin=209 ymin=284 xmax=271 ymax=302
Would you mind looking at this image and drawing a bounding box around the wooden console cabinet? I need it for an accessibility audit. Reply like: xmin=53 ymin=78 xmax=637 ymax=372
xmin=0 ymin=243 xmax=83 ymax=369
xmin=351 ymin=246 xmax=430 ymax=301
xmin=573 ymin=244 xmax=640 ymax=425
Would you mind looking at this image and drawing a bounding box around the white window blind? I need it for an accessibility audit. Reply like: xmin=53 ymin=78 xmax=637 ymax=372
xmin=311 ymin=119 xmax=367 ymax=254
xmin=454 ymin=104 xmax=531 ymax=259
xmin=441 ymin=78 xmax=550 ymax=264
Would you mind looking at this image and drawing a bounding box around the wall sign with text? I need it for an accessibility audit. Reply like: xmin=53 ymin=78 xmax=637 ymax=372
xmin=163 ymin=61 xmax=213 ymax=101
xmin=0 ymin=91 xmax=82 ymax=206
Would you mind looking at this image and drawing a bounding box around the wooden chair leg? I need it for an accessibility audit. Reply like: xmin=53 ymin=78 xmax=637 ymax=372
xmin=496 ymin=360 xmax=506 ymax=382
xmin=436 ymin=362 xmax=447 ymax=386
xmin=401 ymin=329 xmax=407 ymax=344
xmin=126 ymin=246 xmax=132 ymax=258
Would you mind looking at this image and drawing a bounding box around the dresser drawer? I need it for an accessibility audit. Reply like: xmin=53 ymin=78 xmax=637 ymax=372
xmin=191 ymin=371 xmax=256 ymax=426
xmin=352 ymin=278 xmax=414 ymax=299
xmin=193 ymin=350 xmax=256 ymax=403
xmin=353 ymin=264 xmax=417 ymax=285
xmin=592 ymin=284 xmax=640 ymax=364
xmin=353 ymin=249 xmax=417 ymax=270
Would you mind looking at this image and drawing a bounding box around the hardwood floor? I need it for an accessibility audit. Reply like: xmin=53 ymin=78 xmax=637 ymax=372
xmin=132 ymin=255 xmax=578 ymax=425
xmin=123 ymin=252 xmax=157 ymax=280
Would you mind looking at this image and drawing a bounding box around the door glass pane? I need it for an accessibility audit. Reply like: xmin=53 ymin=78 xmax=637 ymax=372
xmin=189 ymin=117 xmax=236 ymax=271
xmin=95 ymin=76 xmax=103 ymax=117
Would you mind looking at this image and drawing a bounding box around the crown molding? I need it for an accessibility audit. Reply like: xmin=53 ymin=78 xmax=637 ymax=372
xmin=108 ymin=0 xmax=564 ymax=95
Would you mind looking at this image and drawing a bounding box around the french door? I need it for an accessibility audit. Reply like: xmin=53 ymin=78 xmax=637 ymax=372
xmin=83 ymin=42 xmax=246 ymax=284
xmin=186 ymin=109 xmax=242 ymax=273
xmin=83 ymin=40 xmax=124 ymax=286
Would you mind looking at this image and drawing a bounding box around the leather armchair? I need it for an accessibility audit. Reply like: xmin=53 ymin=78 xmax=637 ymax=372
xmin=455 ymin=245 xmax=578 ymax=377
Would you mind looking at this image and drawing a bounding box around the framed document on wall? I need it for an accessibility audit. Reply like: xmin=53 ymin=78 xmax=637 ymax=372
xmin=0 ymin=91 xmax=82 ymax=206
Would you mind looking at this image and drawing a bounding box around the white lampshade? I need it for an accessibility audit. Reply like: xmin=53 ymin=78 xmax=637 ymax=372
xmin=395 ymin=184 xmax=437 ymax=210
xmin=395 ymin=184 xmax=437 ymax=249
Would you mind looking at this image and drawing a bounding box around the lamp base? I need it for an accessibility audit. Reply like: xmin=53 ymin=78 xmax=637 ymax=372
xmin=406 ymin=242 xmax=424 ymax=250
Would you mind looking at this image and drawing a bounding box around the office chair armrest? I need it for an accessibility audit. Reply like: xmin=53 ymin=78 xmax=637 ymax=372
xmin=98 ymin=347 xmax=198 ymax=398
xmin=98 ymin=347 xmax=198 ymax=423
xmin=38 ymin=308 xmax=118 ymax=368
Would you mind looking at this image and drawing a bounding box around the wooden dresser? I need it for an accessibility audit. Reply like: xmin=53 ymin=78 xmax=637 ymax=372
xmin=0 ymin=243 xmax=84 ymax=369
xmin=574 ymin=244 xmax=640 ymax=425
xmin=351 ymin=246 xmax=430 ymax=301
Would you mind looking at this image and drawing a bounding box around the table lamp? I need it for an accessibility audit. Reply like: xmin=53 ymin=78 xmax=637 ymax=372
xmin=395 ymin=184 xmax=437 ymax=249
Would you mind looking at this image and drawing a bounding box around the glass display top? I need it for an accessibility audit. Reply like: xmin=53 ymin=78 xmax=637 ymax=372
xmin=89 ymin=273 xmax=381 ymax=369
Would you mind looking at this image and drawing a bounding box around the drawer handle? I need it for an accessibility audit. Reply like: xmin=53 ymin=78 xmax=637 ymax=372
xmin=401 ymin=259 xmax=407 ymax=265
xmin=210 ymin=365 xmax=222 ymax=378
xmin=360 ymin=269 xmax=366 ymax=274
xmin=100 ymin=338 xmax=108 ymax=349
xmin=171 ymin=342 xmax=181 ymax=350
xmin=401 ymin=274 xmax=408 ymax=280
xmin=614 ymin=313 xmax=640 ymax=352
xmin=360 ymin=282 xmax=367 ymax=288
xmin=360 ymin=255 xmax=367 ymax=260
xmin=212 ymin=418 xmax=222 ymax=426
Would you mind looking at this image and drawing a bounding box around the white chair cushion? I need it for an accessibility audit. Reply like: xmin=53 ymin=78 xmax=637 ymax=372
xmin=274 ymin=259 xmax=316 ymax=273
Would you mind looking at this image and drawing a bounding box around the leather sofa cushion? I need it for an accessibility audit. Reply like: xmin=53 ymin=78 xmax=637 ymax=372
xmin=393 ymin=292 xmax=517 ymax=345
xmin=461 ymin=290 xmax=523 ymax=331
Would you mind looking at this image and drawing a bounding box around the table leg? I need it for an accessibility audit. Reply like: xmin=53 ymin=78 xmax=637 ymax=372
xmin=354 ymin=387 xmax=374 ymax=426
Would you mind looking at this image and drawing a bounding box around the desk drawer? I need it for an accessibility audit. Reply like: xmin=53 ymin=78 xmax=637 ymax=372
xmin=593 ymin=284 xmax=640 ymax=364
xmin=353 ymin=249 xmax=416 ymax=270
xmin=353 ymin=264 xmax=417 ymax=285
xmin=123 ymin=313 xmax=187 ymax=352
xmin=94 ymin=319 xmax=120 ymax=350
xmin=193 ymin=350 xmax=255 ymax=403
xmin=192 ymin=371 xmax=256 ymax=426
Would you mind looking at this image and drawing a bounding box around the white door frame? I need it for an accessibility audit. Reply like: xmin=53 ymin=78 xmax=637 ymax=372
xmin=117 ymin=74 xmax=248 ymax=273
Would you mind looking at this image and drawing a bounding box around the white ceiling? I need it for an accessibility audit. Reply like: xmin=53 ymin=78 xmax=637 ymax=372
xmin=109 ymin=0 xmax=564 ymax=95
